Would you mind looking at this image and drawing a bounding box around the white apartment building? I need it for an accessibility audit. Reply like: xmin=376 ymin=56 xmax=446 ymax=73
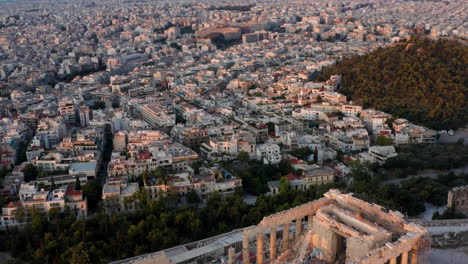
xmin=359 ymin=146 xmax=398 ymax=165
xmin=36 ymin=117 xmax=67 ymax=149
xmin=341 ymin=104 xmax=362 ymax=117
xmin=360 ymin=109 xmax=392 ymax=133
xmin=256 ymin=143 xmax=281 ymax=164
xmin=292 ymin=108 xmax=326 ymax=121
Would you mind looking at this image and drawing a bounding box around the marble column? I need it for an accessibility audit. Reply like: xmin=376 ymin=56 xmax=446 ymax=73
xmin=282 ymin=222 xmax=290 ymax=252
xmin=243 ymin=234 xmax=250 ymax=264
xmin=295 ymin=218 xmax=302 ymax=242
xmin=410 ymin=250 xmax=418 ymax=264
xmin=228 ymin=247 xmax=235 ymax=264
xmin=270 ymin=226 xmax=277 ymax=260
xmin=390 ymin=257 xmax=397 ymax=264
xmin=257 ymin=231 xmax=264 ymax=264
xmin=308 ymin=214 xmax=313 ymax=227
xmin=401 ymin=251 xmax=409 ymax=264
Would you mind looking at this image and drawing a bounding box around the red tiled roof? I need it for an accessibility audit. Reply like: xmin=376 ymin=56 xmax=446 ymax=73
xmin=65 ymin=184 xmax=82 ymax=197
xmin=284 ymin=173 xmax=298 ymax=181
xmin=289 ymin=158 xmax=305 ymax=165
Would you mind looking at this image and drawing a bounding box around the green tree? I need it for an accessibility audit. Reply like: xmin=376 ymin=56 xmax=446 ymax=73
xmin=313 ymin=147 xmax=319 ymax=163
xmin=279 ymin=177 xmax=290 ymax=194
xmin=375 ymin=134 xmax=394 ymax=146
xmin=69 ymin=243 xmax=92 ymax=264
xmin=265 ymin=122 xmax=275 ymax=133
xmin=82 ymin=180 xmax=101 ymax=211
xmin=278 ymin=159 xmax=293 ymax=175
xmin=236 ymin=151 xmax=249 ymax=162
xmin=187 ymin=189 xmax=200 ymax=204
xmin=289 ymin=147 xmax=312 ymax=161
xmin=22 ymin=164 xmax=38 ymax=182
xmin=190 ymin=161 xmax=203 ymax=175
xmin=317 ymin=37 xmax=468 ymax=130
xmin=90 ymin=101 xmax=105 ymax=110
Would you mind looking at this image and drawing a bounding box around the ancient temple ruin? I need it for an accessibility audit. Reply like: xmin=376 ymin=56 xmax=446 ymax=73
xmin=113 ymin=189 xmax=430 ymax=264
xmin=237 ymin=189 xmax=429 ymax=264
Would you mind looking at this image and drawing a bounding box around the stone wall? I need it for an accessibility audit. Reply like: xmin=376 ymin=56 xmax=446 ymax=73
xmin=409 ymin=219 xmax=468 ymax=249
xmin=431 ymin=230 xmax=468 ymax=248
xmin=448 ymin=185 xmax=468 ymax=215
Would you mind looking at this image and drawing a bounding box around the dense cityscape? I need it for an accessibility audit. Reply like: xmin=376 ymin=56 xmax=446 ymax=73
xmin=0 ymin=0 xmax=467 ymax=263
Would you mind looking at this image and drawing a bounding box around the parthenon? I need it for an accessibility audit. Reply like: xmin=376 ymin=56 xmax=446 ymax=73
xmin=237 ymin=189 xmax=430 ymax=264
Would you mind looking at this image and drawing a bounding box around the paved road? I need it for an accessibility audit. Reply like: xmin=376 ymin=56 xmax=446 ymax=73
xmin=439 ymin=130 xmax=468 ymax=145
xmin=382 ymin=165 xmax=468 ymax=185
xmin=429 ymin=247 xmax=468 ymax=264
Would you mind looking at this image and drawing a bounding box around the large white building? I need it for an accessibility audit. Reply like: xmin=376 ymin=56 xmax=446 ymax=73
xmin=359 ymin=145 xmax=398 ymax=165
xmin=36 ymin=117 xmax=67 ymax=149
xmin=256 ymin=143 xmax=281 ymax=164
xmin=359 ymin=109 xmax=392 ymax=133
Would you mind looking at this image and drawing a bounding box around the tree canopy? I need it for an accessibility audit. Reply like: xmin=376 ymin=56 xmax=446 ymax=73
xmin=318 ymin=37 xmax=468 ymax=130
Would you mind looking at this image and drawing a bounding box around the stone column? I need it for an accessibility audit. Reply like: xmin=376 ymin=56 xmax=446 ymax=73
xmin=308 ymin=214 xmax=313 ymax=227
xmin=228 ymin=247 xmax=235 ymax=264
xmin=243 ymin=234 xmax=250 ymax=264
xmin=282 ymin=222 xmax=290 ymax=252
xmin=410 ymin=250 xmax=418 ymax=264
xmin=295 ymin=218 xmax=302 ymax=242
xmin=401 ymin=251 xmax=409 ymax=264
xmin=257 ymin=231 xmax=264 ymax=264
xmin=390 ymin=257 xmax=397 ymax=264
xmin=270 ymin=226 xmax=277 ymax=260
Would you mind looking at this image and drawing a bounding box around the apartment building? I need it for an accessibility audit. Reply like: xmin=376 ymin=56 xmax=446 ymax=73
xmin=102 ymin=177 xmax=139 ymax=214
xmin=256 ymin=143 xmax=281 ymax=164
xmin=59 ymin=97 xmax=77 ymax=124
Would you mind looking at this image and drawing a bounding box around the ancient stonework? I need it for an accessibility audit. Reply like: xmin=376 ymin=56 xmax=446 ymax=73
xmin=113 ymin=189 xmax=430 ymax=264
xmin=448 ymin=185 xmax=468 ymax=215
xmin=241 ymin=189 xmax=430 ymax=264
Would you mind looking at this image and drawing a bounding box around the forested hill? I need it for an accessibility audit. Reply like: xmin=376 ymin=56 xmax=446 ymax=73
xmin=317 ymin=37 xmax=468 ymax=130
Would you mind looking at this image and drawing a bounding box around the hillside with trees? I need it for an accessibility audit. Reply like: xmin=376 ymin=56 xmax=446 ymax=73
xmin=317 ymin=37 xmax=468 ymax=130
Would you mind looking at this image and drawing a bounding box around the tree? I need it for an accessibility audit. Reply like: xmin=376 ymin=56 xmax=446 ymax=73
xmin=69 ymin=243 xmax=92 ymax=264
xmin=236 ymin=151 xmax=249 ymax=162
xmin=279 ymin=177 xmax=290 ymax=194
xmin=90 ymin=101 xmax=105 ymax=110
xmin=22 ymin=164 xmax=38 ymax=182
xmin=0 ymin=166 xmax=10 ymax=178
xmin=289 ymin=147 xmax=312 ymax=161
xmin=187 ymin=189 xmax=200 ymax=204
xmin=82 ymin=180 xmax=101 ymax=211
xmin=266 ymin=122 xmax=275 ymax=133
xmin=75 ymin=175 xmax=81 ymax=191
xmin=375 ymin=134 xmax=394 ymax=146
xmin=316 ymin=37 xmax=468 ymax=130
xmin=190 ymin=161 xmax=203 ymax=175
xmin=278 ymin=159 xmax=293 ymax=175
xmin=313 ymin=147 xmax=319 ymax=163
xmin=152 ymin=167 xmax=167 ymax=185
